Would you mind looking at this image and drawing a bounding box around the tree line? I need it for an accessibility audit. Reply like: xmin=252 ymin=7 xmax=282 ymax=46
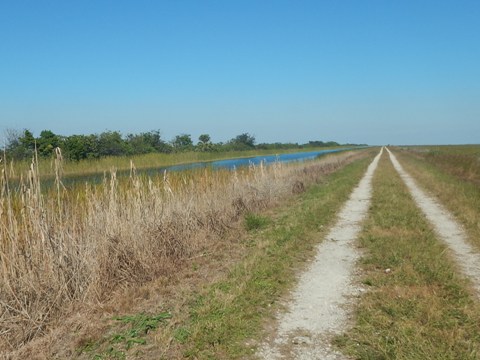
xmin=3 ymin=129 xmax=354 ymax=162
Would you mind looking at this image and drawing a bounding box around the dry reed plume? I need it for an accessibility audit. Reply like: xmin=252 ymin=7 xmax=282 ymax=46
xmin=0 ymin=149 xmax=362 ymax=352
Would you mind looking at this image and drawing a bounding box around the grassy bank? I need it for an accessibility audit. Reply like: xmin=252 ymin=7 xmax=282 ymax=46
xmin=337 ymin=152 xmax=480 ymax=359
xmin=7 ymin=146 xmax=352 ymax=179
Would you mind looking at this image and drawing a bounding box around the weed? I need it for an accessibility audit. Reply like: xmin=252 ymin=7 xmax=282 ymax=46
xmin=112 ymin=312 xmax=172 ymax=348
xmin=244 ymin=212 xmax=269 ymax=231
xmin=174 ymin=327 xmax=191 ymax=344
xmin=81 ymin=312 xmax=171 ymax=359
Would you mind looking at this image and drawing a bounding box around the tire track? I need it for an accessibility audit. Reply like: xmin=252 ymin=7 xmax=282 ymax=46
xmin=258 ymin=148 xmax=384 ymax=359
xmin=386 ymin=148 xmax=480 ymax=295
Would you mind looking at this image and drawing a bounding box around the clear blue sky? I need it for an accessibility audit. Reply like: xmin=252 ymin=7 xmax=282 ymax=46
xmin=1 ymin=0 xmax=479 ymax=145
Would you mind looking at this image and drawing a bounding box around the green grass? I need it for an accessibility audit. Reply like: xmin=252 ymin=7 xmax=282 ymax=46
xmin=79 ymin=312 xmax=172 ymax=359
xmin=244 ymin=212 xmax=270 ymax=231
xmin=171 ymin=153 xmax=376 ymax=359
xmin=336 ymin=153 xmax=480 ymax=359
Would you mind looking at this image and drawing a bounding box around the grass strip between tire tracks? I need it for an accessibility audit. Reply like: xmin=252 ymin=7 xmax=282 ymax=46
xmin=336 ymin=152 xmax=480 ymax=359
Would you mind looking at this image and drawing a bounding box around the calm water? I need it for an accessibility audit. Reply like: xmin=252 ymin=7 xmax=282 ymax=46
xmin=168 ymin=148 xmax=349 ymax=171
xmin=50 ymin=147 xmax=357 ymax=188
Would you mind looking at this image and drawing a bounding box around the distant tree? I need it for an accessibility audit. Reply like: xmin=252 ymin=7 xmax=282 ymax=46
xmin=146 ymin=130 xmax=172 ymax=153
xmin=4 ymin=129 xmax=37 ymax=159
xmin=228 ymin=133 xmax=256 ymax=150
xmin=306 ymin=140 xmax=339 ymax=147
xmin=198 ymin=134 xmax=211 ymax=144
xmin=3 ymin=126 xmax=347 ymax=162
xmin=98 ymin=131 xmax=127 ymax=157
xmin=20 ymin=130 xmax=37 ymax=154
xmin=5 ymin=129 xmax=62 ymax=160
xmin=4 ymin=129 xmax=63 ymax=160
xmin=306 ymin=140 xmax=325 ymax=147
xmin=126 ymin=133 xmax=155 ymax=155
xmin=37 ymin=130 xmax=61 ymax=157
xmin=63 ymin=134 xmax=99 ymax=161
xmin=197 ymin=134 xmax=214 ymax=152
xmin=171 ymin=134 xmax=194 ymax=151
xmin=4 ymin=129 xmax=28 ymax=160
xmin=125 ymin=131 xmax=172 ymax=155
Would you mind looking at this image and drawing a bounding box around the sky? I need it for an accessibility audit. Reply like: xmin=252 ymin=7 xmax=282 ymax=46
xmin=1 ymin=0 xmax=479 ymax=145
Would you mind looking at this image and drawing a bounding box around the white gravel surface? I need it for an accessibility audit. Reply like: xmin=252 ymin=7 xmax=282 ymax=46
xmin=387 ymin=148 xmax=480 ymax=295
xmin=258 ymin=148 xmax=384 ymax=359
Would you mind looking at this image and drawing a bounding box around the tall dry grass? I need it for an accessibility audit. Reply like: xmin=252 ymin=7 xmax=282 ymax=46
xmin=0 ymin=148 xmax=363 ymax=351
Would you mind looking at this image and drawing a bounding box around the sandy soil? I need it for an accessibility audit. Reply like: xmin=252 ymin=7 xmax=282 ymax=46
xmin=257 ymin=148 xmax=383 ymax=359
xmin=387 ymin=148 xmax=480 ymax=295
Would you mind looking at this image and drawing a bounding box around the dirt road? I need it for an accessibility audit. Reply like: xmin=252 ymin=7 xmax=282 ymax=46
xmin=258 ymin=147 xmax=480 ymax=359
xmin=387 ymin=148 xmax=480 ymax=295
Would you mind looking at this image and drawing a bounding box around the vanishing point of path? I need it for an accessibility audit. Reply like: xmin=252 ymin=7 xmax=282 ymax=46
xmin=258 ymin=147 xmax=480 ymax=359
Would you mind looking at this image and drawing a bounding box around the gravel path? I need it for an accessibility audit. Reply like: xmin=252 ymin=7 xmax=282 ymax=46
xmin=258 ymin=148 xmax=384 ymax=359
xmin=386 ymin=148 xmax=480 ymax=295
